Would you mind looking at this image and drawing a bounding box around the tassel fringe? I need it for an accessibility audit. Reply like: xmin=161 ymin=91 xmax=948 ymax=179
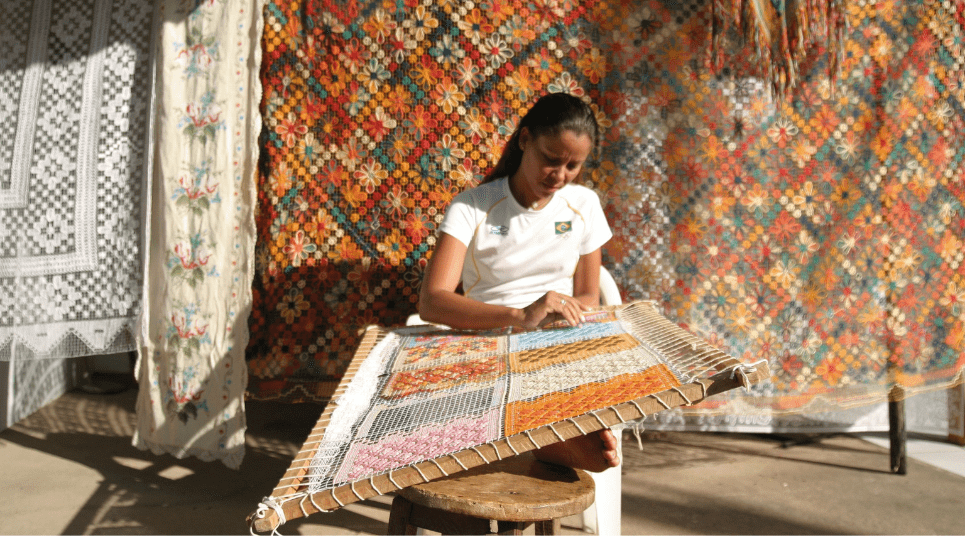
xmin=710 ymin=0 xmax=848 ymax=96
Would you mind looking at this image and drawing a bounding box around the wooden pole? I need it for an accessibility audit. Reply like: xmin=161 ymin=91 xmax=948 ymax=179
xmin=888 ymin=389 xmax=907 ymax=475
xmin=949 ymin=381 xmax=965 ymax=446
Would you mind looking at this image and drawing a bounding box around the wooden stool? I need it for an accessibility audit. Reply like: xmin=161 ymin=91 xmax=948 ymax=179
xmin=387 ymin=452 xmax=595 ymax=535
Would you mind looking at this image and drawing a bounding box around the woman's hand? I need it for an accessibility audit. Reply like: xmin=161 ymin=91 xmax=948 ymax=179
xmin=520 ymin=291 xmax=589 ymax=329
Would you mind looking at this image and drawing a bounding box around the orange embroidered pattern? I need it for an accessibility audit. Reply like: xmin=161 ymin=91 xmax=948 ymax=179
xmin=504 ymin=364 xmax=680 ymax=436
xmin=509 ymin=333 xmax=640 ymax=373
xmin=396 ymin=334 xmax=503 ymax=369
xmin=382 ymin=355 xmax=506 ymax=399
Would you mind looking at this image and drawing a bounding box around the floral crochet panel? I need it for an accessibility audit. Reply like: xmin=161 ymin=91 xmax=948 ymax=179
xmin=250 ymin=302 xmax=766 ymax=531
xmin=252 ymin=0 xmax=965 ymax=417
xmin=302 ymin=303 xmax=707 ymax=490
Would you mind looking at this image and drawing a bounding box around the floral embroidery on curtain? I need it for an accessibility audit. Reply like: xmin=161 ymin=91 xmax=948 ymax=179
xmin=249 ymin=0 xmax=964 ymax=419
xmin=134 ymin=0 xmax=261 ymax=468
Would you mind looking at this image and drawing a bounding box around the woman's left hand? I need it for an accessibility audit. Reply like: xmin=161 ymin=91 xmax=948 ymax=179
xmin=520 ymin=291 xmax=589 ymax=329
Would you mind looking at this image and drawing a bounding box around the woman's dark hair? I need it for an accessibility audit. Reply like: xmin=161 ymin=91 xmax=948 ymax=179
xmin=483 ymin=93 xmax=599 ymax=183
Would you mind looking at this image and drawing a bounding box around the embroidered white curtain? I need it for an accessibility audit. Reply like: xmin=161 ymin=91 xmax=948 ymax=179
xmin=0 ymin=0 xmax=154 ymax=430
xmin=133 ymin=0 xmax=261 ymax=469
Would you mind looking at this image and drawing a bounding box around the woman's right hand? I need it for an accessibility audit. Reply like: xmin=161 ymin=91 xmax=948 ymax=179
xmin=520 ymin=291 xmax=588 ymax=329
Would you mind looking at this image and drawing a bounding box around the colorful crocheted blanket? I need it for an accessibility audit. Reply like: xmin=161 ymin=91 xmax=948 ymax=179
xmin=249 ymin=300 xmax=767 ymax=531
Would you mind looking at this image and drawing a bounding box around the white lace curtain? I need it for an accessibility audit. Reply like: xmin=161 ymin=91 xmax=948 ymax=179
xmin=0 ymin=0 xmax=261 ymax=467
xmin=0 ymin=0 xmax=152 ymax=362
xmin=0 ymin=0 xmax=154 ymax=429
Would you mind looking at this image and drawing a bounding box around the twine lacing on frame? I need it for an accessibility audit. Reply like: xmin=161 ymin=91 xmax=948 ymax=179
xmin=631 ymin=423 xmax=646 ymax=450
xmin=730 ymin=360 xmax=768 ymax=392
xmin=413 ymin=464 xmax=430 ymax=482
xmin=472 ymin=446 xmax=489 ymax=463
xmin=252 ymin=497 xmax=286 ymax=536
xmin=430 ymin=458 xmax=449 ymax=476
xmin=308 ymin=493 xmax=324 ymax=516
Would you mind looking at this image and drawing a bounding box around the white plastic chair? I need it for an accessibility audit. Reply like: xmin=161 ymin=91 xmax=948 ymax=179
xmin=582 ymin=265 xmax=623 ymax=535
xmin=405 ymin=267 xmax=624 ymax=534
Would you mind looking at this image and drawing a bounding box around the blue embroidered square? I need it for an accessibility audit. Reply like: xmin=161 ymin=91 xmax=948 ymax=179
xmin=509 ymin=321 xmax=626 ymax=353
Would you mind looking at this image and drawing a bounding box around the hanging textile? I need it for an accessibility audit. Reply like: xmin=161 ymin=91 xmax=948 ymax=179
xmin=627 ymin=0 xmax=965 ymax=417
xmin=708 ymin=0 xmax=848 ymax=95
xmin=644 ymin=387 xmax=965 ymax=436
xmin=134 ymin=0 xmax=262 ymax=469
xmin=3 ymin=358 xmax=77 ymax=430
xmin=249 ymin=0 xmax=964 ymax=421
xmin=0 ymin=0 xmax=153 ymax=362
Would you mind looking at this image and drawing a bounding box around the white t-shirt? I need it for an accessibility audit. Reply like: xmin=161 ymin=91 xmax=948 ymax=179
xmin=438 ymin=177 xmax=612 ymax=309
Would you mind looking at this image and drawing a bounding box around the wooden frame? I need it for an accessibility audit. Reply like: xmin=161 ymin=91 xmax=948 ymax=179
xmin=248 ymin=302 xmax=769 ymax=533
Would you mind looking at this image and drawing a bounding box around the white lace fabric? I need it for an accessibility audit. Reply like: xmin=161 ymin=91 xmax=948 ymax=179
xmin=0 ymin=0 xmax=152 ymax=361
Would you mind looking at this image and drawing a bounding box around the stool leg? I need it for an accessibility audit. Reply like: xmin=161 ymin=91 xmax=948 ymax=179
xmin=388 ymin=495 xmax=417 ymax=535
xmin=496 ymin=520 xmax=527 ymax=535
xmin=535 ymin=519 xmax=561 ymax=535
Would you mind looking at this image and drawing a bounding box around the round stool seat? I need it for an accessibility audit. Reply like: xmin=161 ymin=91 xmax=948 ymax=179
xmin=387 ymin=452 xmax=595 ymax=535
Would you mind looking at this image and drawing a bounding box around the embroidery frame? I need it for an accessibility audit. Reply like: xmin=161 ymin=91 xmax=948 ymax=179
xmin=249 ymin=301 xmax=768 ymax=532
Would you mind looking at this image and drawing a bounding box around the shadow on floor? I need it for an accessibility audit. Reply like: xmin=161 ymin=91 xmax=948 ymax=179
xmin=0 ymin=387 xmax=393 ymax=534
xmin=3 ymin=388 xmax=965 ymax=535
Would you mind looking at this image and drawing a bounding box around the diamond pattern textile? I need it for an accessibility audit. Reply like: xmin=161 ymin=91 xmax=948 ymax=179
xmin=248 ymin=0 xmax=965 ymax=415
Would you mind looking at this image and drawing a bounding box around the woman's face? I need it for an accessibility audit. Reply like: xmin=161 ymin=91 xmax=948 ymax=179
xmin=512 ymin=127 xmax=593 ymax=208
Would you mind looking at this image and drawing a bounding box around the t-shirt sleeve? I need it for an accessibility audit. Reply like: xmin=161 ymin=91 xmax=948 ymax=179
xmin=581 ymin=189 xmax=612 ymax=255
xmin=438 ymin=192 xmax=478 ymax=246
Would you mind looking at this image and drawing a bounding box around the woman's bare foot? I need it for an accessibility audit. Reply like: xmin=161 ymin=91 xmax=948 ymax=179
xmin=533 ymin=429 xmax=620 ymax=473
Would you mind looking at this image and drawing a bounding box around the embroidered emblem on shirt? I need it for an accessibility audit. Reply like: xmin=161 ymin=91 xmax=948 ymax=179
xmin=490 ymin=225 xmax=509 ymax=236
xmin=555 ymin=221 xmax=572 ymax=234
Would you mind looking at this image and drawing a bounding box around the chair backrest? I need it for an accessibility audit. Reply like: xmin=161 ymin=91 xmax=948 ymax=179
xmin=599 ymin=266 xmax=622 ymax=306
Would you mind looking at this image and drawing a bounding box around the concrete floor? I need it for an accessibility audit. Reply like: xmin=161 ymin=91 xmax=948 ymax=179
xmin=1 ymin=386 xmax=964 ymax=535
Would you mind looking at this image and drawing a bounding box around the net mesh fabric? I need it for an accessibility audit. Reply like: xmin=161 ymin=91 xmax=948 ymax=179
xmin=255 ymin=301 xmax=757 ymax=525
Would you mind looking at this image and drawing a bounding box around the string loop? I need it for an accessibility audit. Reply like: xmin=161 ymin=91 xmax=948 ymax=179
xmin=251 ymin=497 xmax=286 ymax=536
xmin=730 ymin=360 xmax=768 ymax=392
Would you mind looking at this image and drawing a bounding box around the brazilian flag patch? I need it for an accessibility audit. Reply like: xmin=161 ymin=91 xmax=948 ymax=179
xmin=555 ymin=221 xmax=572 ymax=234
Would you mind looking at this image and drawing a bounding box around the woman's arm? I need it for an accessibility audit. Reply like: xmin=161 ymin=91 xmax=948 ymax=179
xmin=419 ymin=233 xmax=590 ymax=329
xmin=418 ymin=232 xmax=526 ymax=329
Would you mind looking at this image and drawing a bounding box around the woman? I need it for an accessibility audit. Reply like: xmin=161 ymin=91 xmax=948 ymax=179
xmin=418 ymin=92 xmax=619 ymax=472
